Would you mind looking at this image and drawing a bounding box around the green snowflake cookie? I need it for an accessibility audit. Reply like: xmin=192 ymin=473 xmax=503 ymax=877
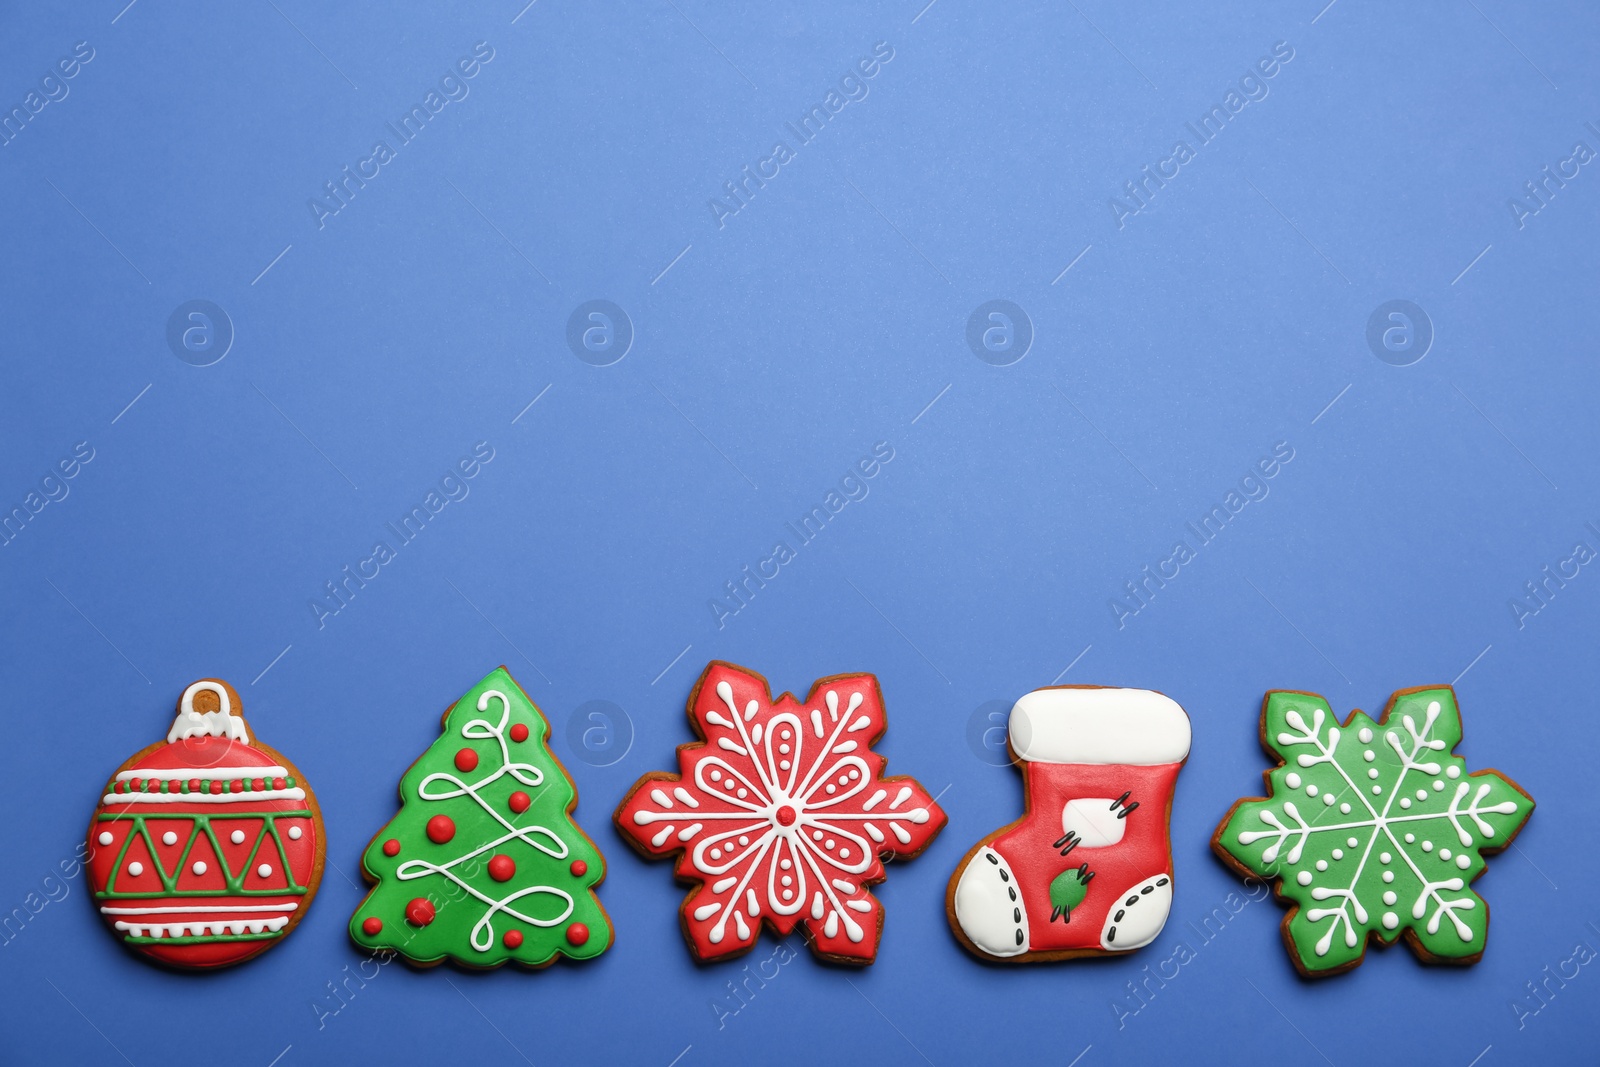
xmin=1215 ymin=687 xmax=1533 ymax=976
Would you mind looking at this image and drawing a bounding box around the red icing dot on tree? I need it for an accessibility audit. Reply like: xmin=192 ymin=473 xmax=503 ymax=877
xmin=454 ymin=748 xmax=479 ymax=772
xmin=426 ymin=814 xmax=456 ymax=843
xmin=508 ymin=791 xmax=530 ymax=814
xmin=503 ymin=929 xmax=523 ymax=949
xmin=566 ymin=923 xmax=589 ymax=946
xmin=405 ymin=898 xmax=436 ymax=926
xmin=570 ymin=860 xmax=588 ymax=877
xmin=382 ymin=839 xmax=401 ymax=857
xmin=509 ymin=723 xmax=529 ymax=743
xmin=488 ymin=855 xmax=516 ymax=882
xmin=362 ymin=917 xmax=383 ymax=936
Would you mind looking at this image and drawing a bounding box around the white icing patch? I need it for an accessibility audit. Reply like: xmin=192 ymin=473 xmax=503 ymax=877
xmin=1101 ymin=873 xmax=1173 ymax=951
xmin=166 ymin=681 xmax=250 ymax=744
xmin=1060 ymin=798 xmax=1128 ymax=849
xmin=953 ymin=847 xmax=1027 ymax=957
xmin=1008 ymin=687 xmax=1190 ymax=765
xmin=102 ymin=787 xmax=306 ymax=806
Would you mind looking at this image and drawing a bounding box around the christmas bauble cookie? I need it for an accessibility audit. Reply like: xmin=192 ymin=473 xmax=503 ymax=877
xmin=86 ymin=679 xmax=325 ymax=969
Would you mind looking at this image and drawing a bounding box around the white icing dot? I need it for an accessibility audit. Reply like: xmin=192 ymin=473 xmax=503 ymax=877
xmin=1382 ymin=912 xmax=1399 ymax=930
xmin=1440 ymin=848 xmax=1453 ymax=861
xmin=737 ymin=789 xmax=748 ymax=799
xmin=192 ymin=861 xmax=208 ymax=875
xmin=780 ymin=859 xmax=791 ymax=870
xmin=1446 ymin=766 xmax=1461 ymax=779
xmin=839 ymin=847 xmax=850 ymax=858
xmin=1433 ymin=780 xmax=1444 ymax=792
xmin=1297 ymin=871 xmax=1313 ymax=885
xmin=127 ymin=862 xmax=144 ymax=877
xmin=1332 ymin=849 xmax=1344 ymax=861
xmin=1358 ymin=728 xmax=1373 ymax=743
xmin=1322 ymin=794 xmax=1335 ymax=807
xmin=1380 ymin=852 xmax=1392 ymax=863
xmin=1382 ymin=871 xmax=1394 ymax=883
xmin=1362 ymin=750 xmax=1375 ymax=762
xmin=1382 ymin=891 xmax=1397 ymax=905
xmin=1347 ymin=837 xmax=1359 ymax=848
xmin=813 ymin=831 xmax=823 ymax=841
xmin=782 ymin=889 xmax=792 ymax=900
xmin=162 ymin=831 xmax=178 ymax=846
xmin=848 ymin=769 xmax=859 ymax=780
xmin=1405 ymin=833 xmax=1415 ymax=843
xmin=825 ymin=784 xmax=836 ymax=794
xmin=779 ymin=744 xmax=790 ymax=754
xmin=231 ymin=830 xmax=246 ymax=845
xmin=1368 ymin=768 xmax=1380 ymax=779
xmin=825 ymin=838 xmax=836 ymax=849
xmin=1416 ymin=789 xmax=1427 ymax=801
xmin=1400 ymin=798 xmax=1411 ymax=809
xmin=710 ymin=769 xmax=721 ymax=780
xmin=1421 ymin=841 xmax=1433 ymax=852
xmin=710 ymin=848 xmax=721 ymax=858
xmin=780 ymin=761 xmax=791 ymax=770
xmin=1371 ymin=785 xmax=1382 ymax=794
xmin=1340 ymin=803 xmax=1351 ymax=814
xmin=1286 ymin=773 xmax=1302 ymax=789
xmin=1306 ymin=784 xmax=1319 ymax=797
xmin=288 ymin=826 xmax=302 ymax=840
xmin=1456 ymin=855 xmax=1471 ymax=869
xmin=838 ymin=775 xmax=849 ymax=785
xmin=1316 ymin=860 xmax=1328 ymax=871
xmin=257 ymin=863 xmax=273 ymax=878
xmin=97 ymin=832 xmax=113 ymax=846
xmin=738 ymin=835 xmax=749 ymax=846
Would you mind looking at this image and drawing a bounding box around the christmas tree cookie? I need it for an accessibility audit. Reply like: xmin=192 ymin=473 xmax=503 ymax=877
xmin=86 ymin=679 xmax=325 ymax=969
xmin=350 ymin=667 xmax=612 ymax=968
xmin=1214 ymin=686 xmax=1534 ymax=977
xmin=615 ymin=662 xmax=947 ymax=965
xmin=948 ymin=686 xmax=1191 ymax=961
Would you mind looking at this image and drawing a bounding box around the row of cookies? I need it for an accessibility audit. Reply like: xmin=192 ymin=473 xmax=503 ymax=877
xmin=86 ymin=664 xmax=1532 ymax=978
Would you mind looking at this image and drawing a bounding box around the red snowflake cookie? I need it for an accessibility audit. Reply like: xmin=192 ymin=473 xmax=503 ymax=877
xmin=614 ymin=662 xmax=947 ymax=964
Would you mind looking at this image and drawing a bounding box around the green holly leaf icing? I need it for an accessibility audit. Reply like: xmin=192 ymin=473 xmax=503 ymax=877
xmin=1217 ymin=687 xmax=1533 ymax=975
xmin=349 ymin=668 xmax=612 ymax=967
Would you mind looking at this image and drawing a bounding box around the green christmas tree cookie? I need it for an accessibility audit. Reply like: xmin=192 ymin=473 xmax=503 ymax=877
xmin=350 ymin=667 xmax=613 ymax=967
xmin=1214 ymin=686 xmax=1533 ymax=977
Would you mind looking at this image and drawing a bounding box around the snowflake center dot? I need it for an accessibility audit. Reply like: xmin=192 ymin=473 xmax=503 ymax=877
xmin=775 ymin=805 xmax=796 ymax=826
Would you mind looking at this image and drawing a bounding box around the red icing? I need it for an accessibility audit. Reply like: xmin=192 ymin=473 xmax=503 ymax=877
xmin=503 ymin=929 xmax=523 ymax=948
xmin=454 ymin=748 xmax=479 ymax=772
xmin=382 ymin=839 xmax=401 ymax=857
xmin=88 ymin=717 xmax=320 ymax=971
xmin=507 ymin=791 xmax=530 ymax=814
xmin=488 ymin=855 xmax=516 ymax=882
xmin=426 ymin=814 xmax=456 ymax=843
xmin=362 ymin=917 xmax=383 ymax=936
xmin=509 ymin=723 xmax=529 ymax=743
xmin=566 ymin=923 xmax=589 ymax=946
xmin=570 ymin=860 xmax=588 ymax=877
xmin=406 ymin=898 xmax=436 ymax=926
xmin=614 ymin=663 xmax=948 ymax=964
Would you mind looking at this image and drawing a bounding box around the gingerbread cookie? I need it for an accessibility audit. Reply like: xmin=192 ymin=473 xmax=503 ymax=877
xmin=350 ymin=667 xmax=612 ymax=967
xmin=86 ymin=679 xmax=325 ymax=969
xmin=1214 ymin=686 xmax=1534 ymax=976
xmin=948 ymin=686 xmax=1191 ymax=961
xmin=614 ymin=661 xmax=947 ymax=965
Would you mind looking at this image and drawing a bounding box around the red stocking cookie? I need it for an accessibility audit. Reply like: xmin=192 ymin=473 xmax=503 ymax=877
xmin=615 ymin=662 xmax=947 ymax=964
xmin=86 ymin=679 xmax=325 ymax=969
xmin=948 ymin=686 xmax=1190 ymax=960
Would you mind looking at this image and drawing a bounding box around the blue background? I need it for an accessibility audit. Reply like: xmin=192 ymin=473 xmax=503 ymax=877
xmin=1 ymin=0 xmax=1595 ymax=1063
